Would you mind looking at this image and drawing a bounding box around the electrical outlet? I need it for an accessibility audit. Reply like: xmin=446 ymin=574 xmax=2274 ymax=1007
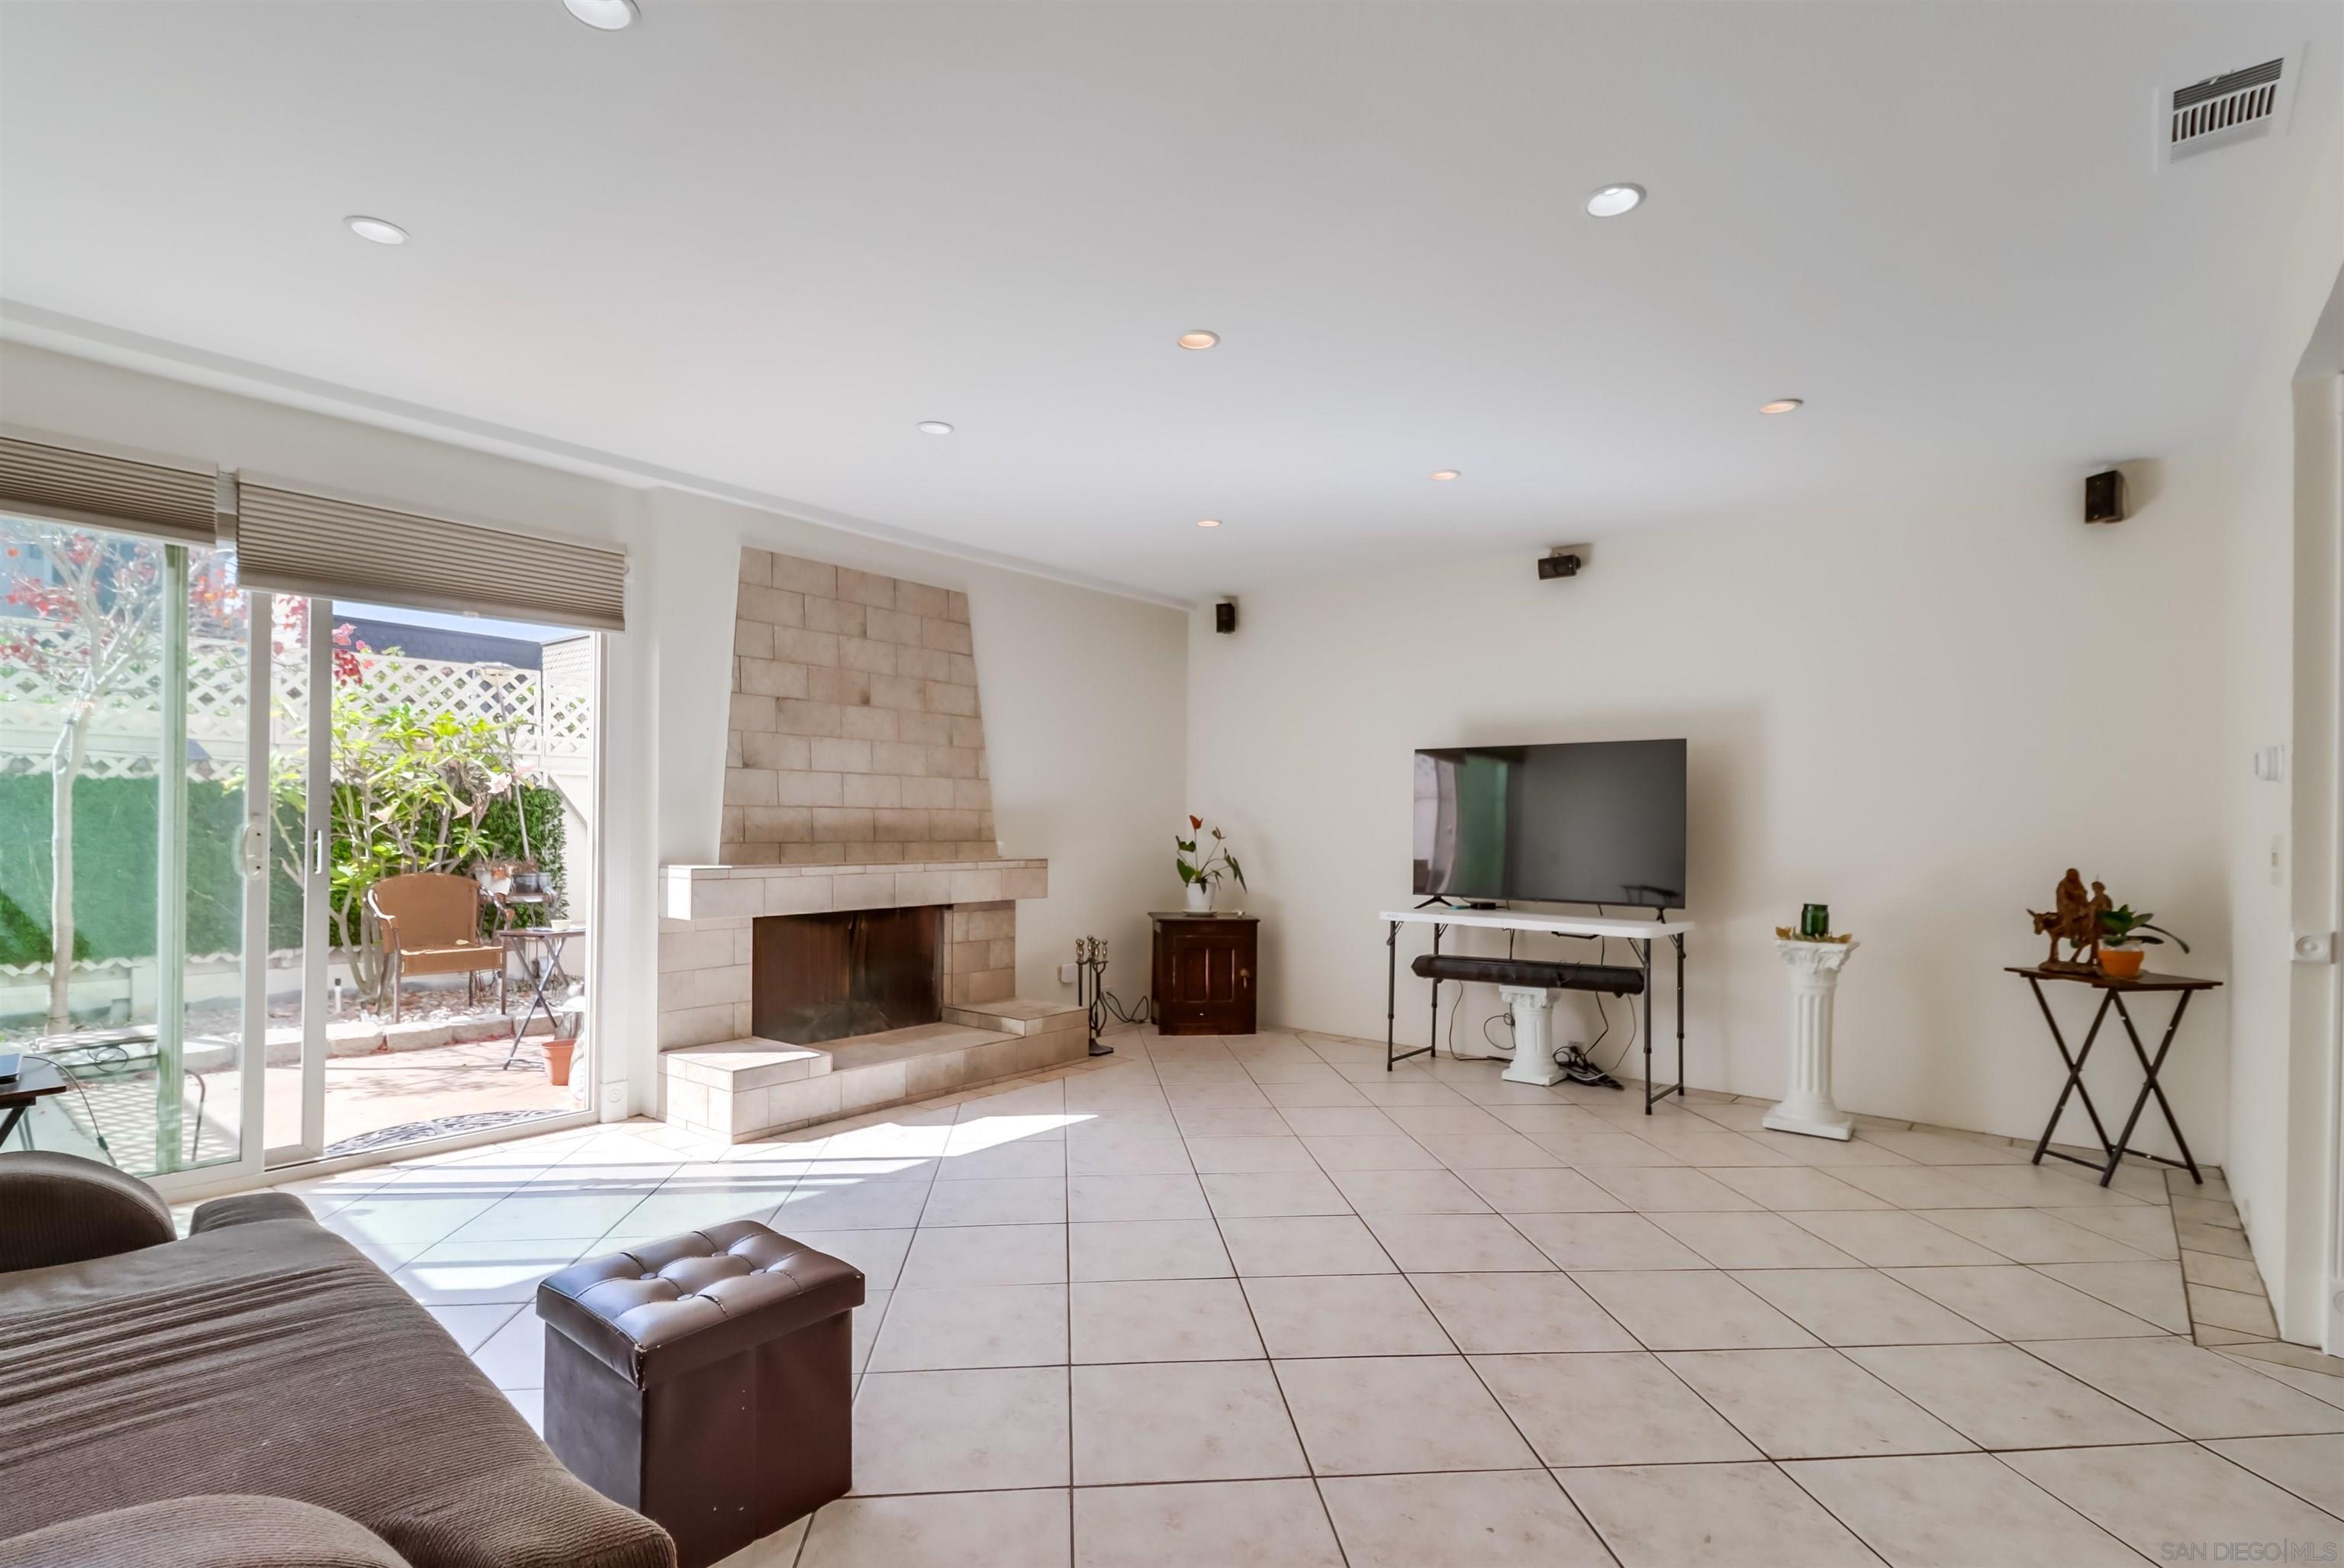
xmin=1059 ymin=962 xmax=1079 ymax=985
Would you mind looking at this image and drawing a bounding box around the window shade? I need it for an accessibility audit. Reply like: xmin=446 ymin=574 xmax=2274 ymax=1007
xmin=0 ymin=430 xmax=224 ymax=546
xmin=230 ymin=481 xmax=627 ymax=632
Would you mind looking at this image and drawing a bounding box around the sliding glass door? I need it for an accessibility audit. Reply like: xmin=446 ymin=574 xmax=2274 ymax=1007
xmin=0 ymin=514 xmax=253 ymax=1182
xmin=260 ymin=597 xmax=597 ymax=1169
xmin=5 ymin=502 xmax=607 ymax=1189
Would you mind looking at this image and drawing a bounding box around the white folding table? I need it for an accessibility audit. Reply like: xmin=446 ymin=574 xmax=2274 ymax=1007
xmin=1380 ymin=905 xmax=1695 ymax=1112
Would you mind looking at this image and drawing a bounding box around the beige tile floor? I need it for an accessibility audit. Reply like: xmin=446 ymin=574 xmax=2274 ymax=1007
xmin=277 ymin=1025 xmax=2344 ymax=1567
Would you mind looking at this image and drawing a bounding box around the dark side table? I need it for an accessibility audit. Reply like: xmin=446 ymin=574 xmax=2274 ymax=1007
xmin=1151 ymin=913 xmax=1258 ymax=1036
xmin=0 ymin=1057 xmax=72 ymax=1149
xmin=2008 ymin=964 xmax=2219 ymax=1189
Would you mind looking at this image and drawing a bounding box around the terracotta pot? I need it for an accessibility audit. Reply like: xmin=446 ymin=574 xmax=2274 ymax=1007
xmin=543 ymin=1037 xmax=578 ymax=1087
xmin=2097 ymin=948 xmax=2146 ymax=980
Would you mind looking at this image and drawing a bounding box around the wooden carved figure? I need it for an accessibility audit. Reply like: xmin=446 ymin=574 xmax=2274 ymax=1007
xmin=2029 ymin=868 xmax=2100 ymax=970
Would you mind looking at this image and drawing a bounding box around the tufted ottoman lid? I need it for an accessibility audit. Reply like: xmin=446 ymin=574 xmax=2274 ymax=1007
xmin=537 ymin=1220 xmax=865 ymax=1389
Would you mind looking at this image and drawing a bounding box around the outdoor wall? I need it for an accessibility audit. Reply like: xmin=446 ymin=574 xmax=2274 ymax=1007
xmin=1186 ymin=462 xmax=2236 ymax=1160
xmin=0 ymin=340 xmax=1188 ymax=1122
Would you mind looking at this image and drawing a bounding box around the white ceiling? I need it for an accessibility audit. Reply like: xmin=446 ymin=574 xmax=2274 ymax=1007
xmin=2 ymin=2 xmax=2338 ymax=600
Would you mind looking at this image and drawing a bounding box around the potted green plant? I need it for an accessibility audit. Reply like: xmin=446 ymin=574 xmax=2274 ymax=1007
xmin=1176 ymin=815 xmax=1247 ymax=913
xmin=2097 ymin=904 xmax=2188 ymax=980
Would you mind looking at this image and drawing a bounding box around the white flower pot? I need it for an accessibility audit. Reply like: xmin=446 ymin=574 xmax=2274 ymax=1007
xmin=1184 ymin=881 xmax=1212 ymax=914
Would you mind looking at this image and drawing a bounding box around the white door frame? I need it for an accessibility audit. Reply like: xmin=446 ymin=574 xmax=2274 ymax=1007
xmin=151 ymin=573 xmax=268 ymax=1199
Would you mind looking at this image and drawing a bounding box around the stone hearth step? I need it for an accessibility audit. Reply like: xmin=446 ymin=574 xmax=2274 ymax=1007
xmin=941 ymin=997 xmax=1085 ymax=1037
xmin=660 ymin=1002 xmax=1086 ymax=1143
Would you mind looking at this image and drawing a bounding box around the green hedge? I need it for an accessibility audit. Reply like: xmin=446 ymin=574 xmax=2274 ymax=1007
xmin=0 ymin=773 xmax=290 ymax=965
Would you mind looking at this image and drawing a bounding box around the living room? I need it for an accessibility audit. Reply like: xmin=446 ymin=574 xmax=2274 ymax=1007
xmin=2 ymin=2 xmax=2341 ymax=1566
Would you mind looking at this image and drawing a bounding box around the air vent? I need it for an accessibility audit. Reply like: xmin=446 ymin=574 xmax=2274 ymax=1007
xmin=2159 ymin=53 xmax=2298 ymax=167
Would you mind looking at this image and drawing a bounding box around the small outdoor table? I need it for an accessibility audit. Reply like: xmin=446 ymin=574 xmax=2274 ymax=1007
xmin=2009 ymin=964 xmax=2218 ymax=1188
xmin=501 ymin=926 xmax=585 ymax=1071
xmin=0 ymin=1057 xmax=72 ymax=1149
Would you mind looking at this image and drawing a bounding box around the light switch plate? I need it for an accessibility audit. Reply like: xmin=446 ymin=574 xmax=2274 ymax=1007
xmin=1059 ymin=962 xmax=1079 ymax=985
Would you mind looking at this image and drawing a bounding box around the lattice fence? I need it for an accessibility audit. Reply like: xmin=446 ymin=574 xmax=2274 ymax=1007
xmin=0 ymin=629 xmax=591 ymax=780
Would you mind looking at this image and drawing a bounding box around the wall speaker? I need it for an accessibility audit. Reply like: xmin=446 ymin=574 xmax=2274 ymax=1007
xmin=1538 ymin=545 xmax=1590 ymax=581
xmin=1214 ymin=599 xmax=1238 ymax=634
xmin=2085 ymin=469 xmax=2128 ymax=524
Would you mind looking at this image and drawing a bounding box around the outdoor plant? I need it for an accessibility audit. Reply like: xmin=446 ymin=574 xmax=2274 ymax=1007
xmin=2098 ymin=904 xmax=2188 ymax=952
xmin=1175 ymin=814 xmax=1247 ymax=895
xmin=269 ymin=638 xmax=565 ymax=1009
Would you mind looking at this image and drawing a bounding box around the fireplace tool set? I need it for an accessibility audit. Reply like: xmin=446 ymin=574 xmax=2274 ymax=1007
xmin=1074 ymin=936 xmax=1153 ymax=1058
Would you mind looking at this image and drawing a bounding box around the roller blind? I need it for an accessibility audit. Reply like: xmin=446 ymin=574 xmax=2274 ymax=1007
xmin=230 ymin=481 xmax=627 ymax=632
xmin=0 ymin=430 xmax=224 ymax=546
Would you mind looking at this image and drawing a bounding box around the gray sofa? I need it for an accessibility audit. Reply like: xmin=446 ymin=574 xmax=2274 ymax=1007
xmin=0 ymin=1151 xmax=675 ymax=1568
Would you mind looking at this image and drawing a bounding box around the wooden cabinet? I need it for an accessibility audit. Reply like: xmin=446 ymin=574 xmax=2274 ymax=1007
xmin=1151 ymin=913 xmax=1257 ymax=1036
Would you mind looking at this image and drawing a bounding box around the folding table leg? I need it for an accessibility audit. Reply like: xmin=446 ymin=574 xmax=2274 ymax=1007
xmin=2028 ymin=983 xmax=2117 ymax=1167
xmin=2104 ymin=992 xmax=2203 ymax=1187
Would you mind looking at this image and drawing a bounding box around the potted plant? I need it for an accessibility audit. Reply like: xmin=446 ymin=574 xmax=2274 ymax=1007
xmin=542 ymin=1006 xmax=582 ymax=1087
xmin=1176 ymin=815 xmax=1247 ymax=914
xmin=2097 ymin=904 xmax=2188 ymax=980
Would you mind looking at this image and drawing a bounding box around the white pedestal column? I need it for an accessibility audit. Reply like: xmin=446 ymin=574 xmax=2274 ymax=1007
xmin=1763 ymin=939 xmax=1857 ymax=1141
xmin=1498 ymin=985 xmax=1566 ymax=1087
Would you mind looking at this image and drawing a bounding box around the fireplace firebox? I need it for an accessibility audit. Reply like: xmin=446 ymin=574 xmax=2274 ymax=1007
xmin=752 ymin=906 xmax=943 ymax=1046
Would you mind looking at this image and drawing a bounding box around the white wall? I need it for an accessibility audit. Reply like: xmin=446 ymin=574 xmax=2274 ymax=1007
xmin=0 ymin=342 xmax=1188 ymax=1119
xmin=2215 ymin=96 xmax=2344 ymax=1345
xmin=1187 ymin=466 xmax=2236 ymax=1154
xmin=2219 ymin=314 xmax=2343 ymax=1345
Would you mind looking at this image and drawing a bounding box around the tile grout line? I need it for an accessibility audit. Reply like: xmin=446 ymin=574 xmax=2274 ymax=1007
xmin=1175 ymin=1032 xmax=1361 ymax=1568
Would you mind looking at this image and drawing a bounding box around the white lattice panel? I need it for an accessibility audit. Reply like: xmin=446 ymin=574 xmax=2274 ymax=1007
xmin=3 ymin=634 xmax=588 ymax=778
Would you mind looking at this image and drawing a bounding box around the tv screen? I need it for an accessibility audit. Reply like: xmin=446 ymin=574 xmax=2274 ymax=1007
xmin=1412 ymin=739 xmax=1686 ymax=908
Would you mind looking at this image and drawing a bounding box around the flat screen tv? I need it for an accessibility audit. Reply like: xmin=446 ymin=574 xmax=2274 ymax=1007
xmin=1412 ymin=739 xmax=1686 ymax=909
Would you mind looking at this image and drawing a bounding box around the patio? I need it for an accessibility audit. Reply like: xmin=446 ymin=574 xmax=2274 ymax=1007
xmin=262 ymin=1036 xmax=581 ymax=1157
xmin=14 ymin=1016 xmax=582 ymax=1170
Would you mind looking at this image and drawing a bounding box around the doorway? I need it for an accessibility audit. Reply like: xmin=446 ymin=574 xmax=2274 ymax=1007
xmin=0 ymin=511 xmax=602 ymax=1187
xmin=260 ymin=597 xmax=599 ymax=1167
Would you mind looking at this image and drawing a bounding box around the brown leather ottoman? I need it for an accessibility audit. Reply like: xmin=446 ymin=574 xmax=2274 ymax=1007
xmin=537 ymin=1221 xmax=864 ymax=1568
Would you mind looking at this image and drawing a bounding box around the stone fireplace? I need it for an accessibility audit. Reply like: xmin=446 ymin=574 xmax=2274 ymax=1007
xmin=655 ymin=549 xmax=1081 ymax=1141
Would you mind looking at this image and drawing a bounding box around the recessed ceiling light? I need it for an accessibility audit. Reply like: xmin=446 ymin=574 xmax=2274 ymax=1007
xmin=916 ymin=420 xmax=955 ymax=435
xmin=562 ymin=0 xmax=639 ymax=29
xmin=1177 ymin=331 xmax=1219 ymax=350
xmin=1195 ymin=518 xmax=1222 ymax=529
xmin=1586 ymin=183 xmax=1645 ymax=217
xmin=344 ymin=215 xmax=408 ymax=246
xmin=1759 ymin=398 xmax=1804 ymax=414
xmin=1430 ymin=470 xmax=1460 ymax=481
